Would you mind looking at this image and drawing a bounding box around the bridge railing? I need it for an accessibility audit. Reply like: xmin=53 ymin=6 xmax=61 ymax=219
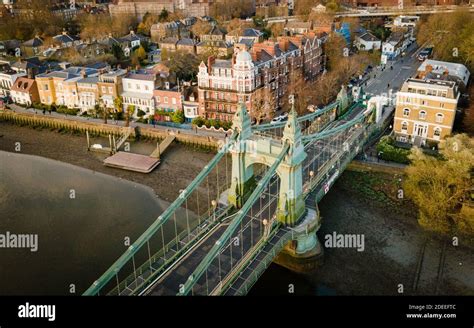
xmin=177 ymin=143 xmax=290 ymax=296
xmin=83 ymin=133 xmax=238 ymax=296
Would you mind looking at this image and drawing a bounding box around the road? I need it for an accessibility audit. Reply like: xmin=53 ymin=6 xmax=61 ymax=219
xmin=365 ymin=42 xmax=423 ymax=96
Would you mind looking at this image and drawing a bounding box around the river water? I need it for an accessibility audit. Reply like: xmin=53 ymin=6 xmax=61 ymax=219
xmin=0 ymin=150 xmax=172 ymax=295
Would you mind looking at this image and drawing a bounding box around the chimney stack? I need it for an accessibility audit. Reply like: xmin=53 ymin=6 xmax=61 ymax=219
xmin=207 ymin=56 xmax=215 ymax=74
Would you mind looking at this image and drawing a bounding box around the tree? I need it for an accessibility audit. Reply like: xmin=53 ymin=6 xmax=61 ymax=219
xmin=95 ymin=102 xmax=108 ymax=124
xmin=270 ymin=23 xmax=285 ymax=39
xmin=138 ymin=12 xmax=159 ymax=36
xmin=125 ymin=105 xmax=135 ymax=127
xmin=251 ymin=89 xmax=276 ymax=124
xmin=210 ymin=0 xmax=254 ymax=21
xmin=314 ymin=71 xmax=340 ymax=104
xmin=164 ymin=50 xmax=200 ymax=81
xmin=324 ymin=33 xmax=348 ymax=71
xmin=416 ymin=10 xmax=474 ymax=72
xmin=172 ymin=110 xmax=185 ymax=124
xmin=135 ymin=45 xmax=147 ymax=61
xmin=404 ymin=134 xmax=474 ymax=234
xmin=190 ymin=20 xmax=212 ymax=39
xmin=294 ymin=0 xmax=318 ymax=17
xmin=158 ymin=8 xmax=169 ymax=22
xmin=113 ymin=97 xmax=123 ymax=121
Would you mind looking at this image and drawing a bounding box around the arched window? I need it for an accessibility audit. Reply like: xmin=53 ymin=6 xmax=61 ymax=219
xmin=403 ymin=108 xmax=410 ymax=117
xmin=419 ymin=111 xmax=426 ymax=120
xmin=434 ymin=128 xmax=441 ymax=137
xmin=436 ymin=113 xmax=444 ymax=123
xmin=401 ymin=121 xmax=408 ymax=132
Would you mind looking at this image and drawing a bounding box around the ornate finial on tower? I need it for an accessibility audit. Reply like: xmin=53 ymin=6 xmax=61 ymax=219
xmin=232 ymin=102 xmax=251 ymax=140
xmin=282 ymin=98 xmax=302 ymax=150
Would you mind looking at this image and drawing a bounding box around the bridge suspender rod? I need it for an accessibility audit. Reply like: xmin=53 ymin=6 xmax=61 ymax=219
xmin=83 ymin=133 xmax=238 ymax=296
xmin=253 ymin=101 xmax=339 ymax=132
xmin=302 ymin=112 xmax=366 ymax=143
xmin=178 ymin=143 xmax=290 ymax=296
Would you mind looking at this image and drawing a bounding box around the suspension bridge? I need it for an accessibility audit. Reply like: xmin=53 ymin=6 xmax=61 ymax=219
xmin=84 ymin=87 xmax=379 ymax=296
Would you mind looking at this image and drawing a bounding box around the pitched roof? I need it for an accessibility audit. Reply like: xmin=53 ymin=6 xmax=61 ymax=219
xmin=23 ymin=36 xmax=44 ymax=48
xmin=243 ymin=28 xmax=263 ymax=37
xmin=11 ymin=77 xmax=36 ymax=93
xmin=358 ymin=32 xmax=380 ymax=42
xmin=77 ymin=76 xmax=99 ymax=84
xmin=238 ymin=38 xmax=255 ymax=48
xmin=120 ymin=31 xmax=147 ymax=42
xmin=208 ymin=25 xmax=226 ymax=36
xmin=53 ymin=33 xmax=80 ymax=44
xmin=177 ymin=38 xmax=196 ymax=46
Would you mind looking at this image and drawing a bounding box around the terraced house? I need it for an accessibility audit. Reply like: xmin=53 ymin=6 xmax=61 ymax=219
xmin=121 ymin=69 xmax=157 ymax=118
xmin=35 ymin=67 xmax=99 ymax=107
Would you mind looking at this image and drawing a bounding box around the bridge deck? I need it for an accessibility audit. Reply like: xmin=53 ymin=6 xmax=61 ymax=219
xmin=146 ymin=176 xmax=281 ymax=295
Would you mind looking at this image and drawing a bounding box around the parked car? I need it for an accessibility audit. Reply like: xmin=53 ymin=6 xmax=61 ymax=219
xmin=270 ymin=116 xmax=282 ymax=124
xmin=417 ymin=47 xmax=433 ymax=61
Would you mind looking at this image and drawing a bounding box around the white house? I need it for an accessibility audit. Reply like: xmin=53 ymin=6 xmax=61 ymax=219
xmin=354 ymin=32 xmax=381 ymax=51
xmin=417 ymin=59 xmax=471 ymax=89
xmin=10 ymin=77 xmax=39 ymax=106
xmin=393 ymin=16 xmax=419 ymax=28
xmin=121 ymin=70 xmax=156 ymax=118
xmin=381 ymin=31 xmax=405 ymax=60
xmin=0 ymin=68 xmax=26 ymax=97
xmin=183 ymin=86 xmax=199 ymax=123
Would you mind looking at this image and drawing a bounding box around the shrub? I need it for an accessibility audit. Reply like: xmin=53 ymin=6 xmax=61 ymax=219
xmin=137 ymin=109 xmax=147 ymax=118
xmin=192 ymin=116 xmax=204 ymax=126
xmin=56 ymin=106 xmax=79 ymax=116
xmin=171 ymin=109 xmax=185 ymax=124
xmin=376 ymin=136 xmax=411 ymax=164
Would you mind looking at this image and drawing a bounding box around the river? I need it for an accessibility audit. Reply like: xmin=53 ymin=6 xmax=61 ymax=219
xmin=0 ymin=150 xmax=173 ymax=295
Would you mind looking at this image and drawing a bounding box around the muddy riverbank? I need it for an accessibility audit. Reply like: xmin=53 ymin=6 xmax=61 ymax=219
xmin=0 ymin=122 xmax=219 ymax=204
xmin=251 ymin=171 xmax=474 ymax=296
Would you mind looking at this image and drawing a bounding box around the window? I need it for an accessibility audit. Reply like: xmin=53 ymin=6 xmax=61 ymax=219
xmin=128 ymin=83 xmax=131 ymax=89
xmin=434 ymin=128 xmax=441 ymax=139
xmin=44 ymin=84 xmax=49 ymax=91
xmin=436 ymin=113 xmax=444 ymax=123
xmin=136 ymin=84 xmax=140 ymax=90
xmin=156 ymin=96 xmax=160 ymax=102
xmin=101 ymin=86 xmax=106 ymax=93
xmin=108 ymin=87 xmax=113 ymax=94
xmin=172 ymin=98 xmax=176 ymax=105
xmin=403 ymin=108 xmax=410 ymax=117
xmin=401 ymin=121 xmax=408 ymax=132
xmin=419 ymin=111 xmax=426 ymax=120
xmin=164 ymin=97 xmax=168 ymax=104
xmin=145 ymin=85 xmax=149 ymax=91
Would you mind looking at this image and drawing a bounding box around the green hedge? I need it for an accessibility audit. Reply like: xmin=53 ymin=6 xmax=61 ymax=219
xmin=376 ymin=136 xmax=411 ymax=164
xmin=56 ymin=106 xmax=79 ymax=116
xmin=192 ymin=116 xmax=232 ymax=130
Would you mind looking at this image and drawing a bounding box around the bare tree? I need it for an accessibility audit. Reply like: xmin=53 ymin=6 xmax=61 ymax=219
xmin=251 ymin=88 xmax=276 ymax=124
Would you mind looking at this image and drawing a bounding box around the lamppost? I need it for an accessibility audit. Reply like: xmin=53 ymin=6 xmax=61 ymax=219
xmin=211 ymin=199 xmax=217 ymax=222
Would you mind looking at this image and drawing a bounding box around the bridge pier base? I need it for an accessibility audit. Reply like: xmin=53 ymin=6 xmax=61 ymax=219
xmin=274 ymin=208 xmax=323 ymax=273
